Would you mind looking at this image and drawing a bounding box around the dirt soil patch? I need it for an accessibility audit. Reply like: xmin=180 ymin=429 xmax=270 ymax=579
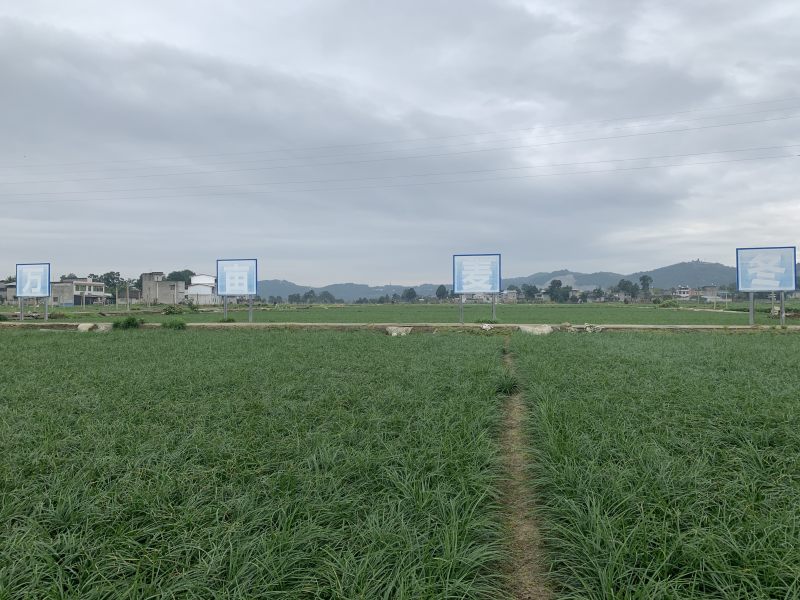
xmin=500 ymin=338 xmax=552 ymax=599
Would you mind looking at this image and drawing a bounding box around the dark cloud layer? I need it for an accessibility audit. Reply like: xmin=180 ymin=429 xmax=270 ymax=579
xmin=1 ymin=1 xmax=799 ymax=285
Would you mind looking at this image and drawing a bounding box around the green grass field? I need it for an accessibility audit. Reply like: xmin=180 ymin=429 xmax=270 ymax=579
xmin=2 ymin=301 xmax=794 ymax=325
xmin=3 ymin=327 xmax=799 ymax=598
xmin=0 ymin=330 xmax=508 ymax=598
xmin=513 ymin=332 xmax=800 ymax=598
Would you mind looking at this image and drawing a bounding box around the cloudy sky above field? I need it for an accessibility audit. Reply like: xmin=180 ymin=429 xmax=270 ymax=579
xmin=1 ymin=1 xmax=799 ymax=285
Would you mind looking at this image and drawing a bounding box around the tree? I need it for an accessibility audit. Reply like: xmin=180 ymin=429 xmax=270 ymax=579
xmin=167 ymin=270 xmax=195 ymax=285
xmin=60 ymin=273 xmax=78 ymax=281
xmin=401 ymin=287 xmax=417 ymax=302
xmin=521 ymin=283 xmax=539 ymax=301
xmin=98 ymin=271 xmax=123 ymax=291
xmin=302 ymin=289 xmax=317 ymax=303
xmin=287 ymin=293 xmax=301 ymax=304
xmin=639 ymin=275 xmax=653 ymax=298
xmin=590 ymin=287 xmax=605 ymax=300
xmin=435 ymin=284 xmax=448 ymax=301
xmin=318 ymin=291 xmax=336 ymax=304
xmin=615 ymin=279 xmax=640 ymax=299
xmin=506 ymin=284 xmax=521 ymax=292
xmin=4 ymin=275 xmax=16 ymax=283
xmin=546 ymin=279 xmax=562 ymax=297
xmin=546 ymin=279 xmax=570 ymax=303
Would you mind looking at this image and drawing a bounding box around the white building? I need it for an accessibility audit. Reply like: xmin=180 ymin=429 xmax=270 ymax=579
xmin=674 ymin=285 xmax=692 ymax=300
xmin=500 ymin=289 xmax=518 ymax=304
xmin=186 ymin=274 xmax=221 ymax=305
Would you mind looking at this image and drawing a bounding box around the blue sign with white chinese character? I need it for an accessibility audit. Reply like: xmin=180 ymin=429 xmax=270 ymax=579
xmin=736 ymin=247 xmax=797 ymax=292
xmin=453 ymin=254 xmax=501 ymax=294
xmin=217 ymin=259 xmax=258 ymax=296
xmin=16 ymin=263 xmax=51 ymax=298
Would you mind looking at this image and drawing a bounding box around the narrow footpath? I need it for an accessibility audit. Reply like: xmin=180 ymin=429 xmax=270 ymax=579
xmin=500 ymin=337 xmax=552 ymax=600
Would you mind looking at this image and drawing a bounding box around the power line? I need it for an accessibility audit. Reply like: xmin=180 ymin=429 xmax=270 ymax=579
xmin=3 ymin=113 xmax=799 ymax=187
xmin=6 ymin=143 xmax=799 ymax=198
xmin=0 ymin=95 xmax=797 ymax=170
xmin=3 ymin=153 xmax=796 ymax=206
xmin=10 ymin=104 xmax=798 ymax=179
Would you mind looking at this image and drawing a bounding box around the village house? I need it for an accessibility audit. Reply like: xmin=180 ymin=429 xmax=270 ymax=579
xmin=499 ymin=289 xmax=518 ymax=304
xmin=0 ymin=282 xmax=15 ymax=304
xmin=51 ymin=278 xmax=111 ymax=307
xmin=186 ymin=274 xmax=221 ymax=305
xmin=674 ymin=285 xmax=692 ymax=300
xmin=140 ymin=272 xmax=186 ymax=305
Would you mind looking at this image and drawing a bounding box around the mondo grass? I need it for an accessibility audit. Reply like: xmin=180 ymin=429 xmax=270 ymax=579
xmin=513 ymin=332 xmax=800 ymax=599
xmin=0 ymin=329 xmax=508 ymax=598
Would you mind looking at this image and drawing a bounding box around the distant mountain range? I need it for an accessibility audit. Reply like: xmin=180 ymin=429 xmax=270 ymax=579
xmin=257 ymin=280 xmax=445 ymax=302
xmin=258 ymin=260 xmax=745 ymax=302
xmin=503 ymin=260 xmax=739 ymax=291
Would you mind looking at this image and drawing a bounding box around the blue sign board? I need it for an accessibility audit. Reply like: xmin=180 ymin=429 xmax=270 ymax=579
xmin=16 ymin=263 xmax=51 ymax=298
xmin=453 ymin=254 xmax=501 ymax=294
xmin=217 ymin=259 xmax=258 ymax=296
xmin=736 ymin=247 xmax=797 ymax=292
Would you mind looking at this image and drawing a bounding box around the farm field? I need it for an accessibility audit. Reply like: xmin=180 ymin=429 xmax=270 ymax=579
xmin=1 ymin=301 xmax=792 ymax=325
xmin=513 ymin=332 xmax=800 ymax=598
xmin=3 ymin=327 xmax=800 ymax=598
xmin=0 ymin=329 xmax=509 ymax=598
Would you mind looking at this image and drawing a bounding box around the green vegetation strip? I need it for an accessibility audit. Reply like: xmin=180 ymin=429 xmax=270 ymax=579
xmin=0 ymin=330 xmax=508 ymax=598
xmin=513 ymin=332 xmax=800 ymax=598
xmin=2 ymin=302 xmax=790 ymax=325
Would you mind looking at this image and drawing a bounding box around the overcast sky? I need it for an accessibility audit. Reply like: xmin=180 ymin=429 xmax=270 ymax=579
xmin=1 ymin=1 xmax=799 ymax=285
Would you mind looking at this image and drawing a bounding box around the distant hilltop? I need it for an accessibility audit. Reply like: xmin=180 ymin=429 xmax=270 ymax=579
xmin=259 ymin=260 xmax=745 ymax=303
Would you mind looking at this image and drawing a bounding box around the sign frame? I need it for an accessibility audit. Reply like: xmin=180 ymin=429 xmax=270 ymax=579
xmin=216 ymin=258 xmax=258 ymax=323
xmin=216 ymin=258 xmax=258 ymax=297
xmin=735 ymin=246 xmax=797 ymax=292
xmin=452 ymin=253 xmax=502 ymax=295
xmin=15 ymin=262 xmax=51 ymax=298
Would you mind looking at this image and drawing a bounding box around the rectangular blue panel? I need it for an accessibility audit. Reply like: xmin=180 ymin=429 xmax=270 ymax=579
xmin=15 ymin=263 xmax=51 ymax=298
xmin=453 ymin=254 xmax=501 ymax=294
xmin=216 ymin=259 xmax=258 ymax=296
xmin=736 ymin=247 xmax=797 ymax=292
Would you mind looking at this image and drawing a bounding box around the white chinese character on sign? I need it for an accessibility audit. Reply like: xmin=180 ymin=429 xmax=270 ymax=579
xmin=225 ymin=264 xmax=250 ymax=295
xmin=745 ymin=252 xmax=786 ymax=289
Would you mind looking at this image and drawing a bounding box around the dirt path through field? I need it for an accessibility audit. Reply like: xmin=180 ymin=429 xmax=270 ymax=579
xmin=500 ymin=337 xmax=552 ymax=600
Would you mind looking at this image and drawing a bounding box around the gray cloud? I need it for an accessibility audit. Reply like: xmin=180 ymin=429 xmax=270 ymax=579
xmin=1 ymin=1 xmax=799 ymax=286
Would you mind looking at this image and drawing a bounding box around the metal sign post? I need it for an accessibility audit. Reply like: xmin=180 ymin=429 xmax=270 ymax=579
xmin=491 ymin=293 xmax=496 ymax=320
xmin=248 ymin=295 xmax=253 ymax=323
xmin=44 ymin=297 xmax=48 ymax=321
xmin=460 ymin=294 xmax=464 ymax=324
xmin=223 ymin=296 xmax=228 ymax=320
xmin=780 ymin=291 xmax=786 ymax=326
xmin=749 ymin=292 xmax=755 ymax=326
xmin=19 ymin=297 xmax=23 ymax=322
